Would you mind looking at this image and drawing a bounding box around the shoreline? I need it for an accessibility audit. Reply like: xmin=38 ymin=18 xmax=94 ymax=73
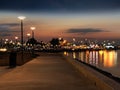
xmin=34 ymin=48 xmax=120 ymax=52
xmin=74 ymin=58 xmax=120 ymax=84
xmin=63 ymin=54 xmax=120 ymax=90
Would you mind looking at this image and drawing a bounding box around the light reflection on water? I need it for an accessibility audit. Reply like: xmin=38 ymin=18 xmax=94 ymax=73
xmin=64 ymin=50 xmax=120 ymax=77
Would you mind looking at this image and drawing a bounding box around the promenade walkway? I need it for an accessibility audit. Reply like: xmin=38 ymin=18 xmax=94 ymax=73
xmin=0 ymin=53 xmax=99 ymax=90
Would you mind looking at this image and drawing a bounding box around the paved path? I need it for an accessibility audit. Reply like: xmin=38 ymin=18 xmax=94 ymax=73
xmin=0 ymin=53 xmax=99 ymax=90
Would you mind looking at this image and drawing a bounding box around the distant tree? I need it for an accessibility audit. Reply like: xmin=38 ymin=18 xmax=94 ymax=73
xmin=26 ymin=38 xmax=38 ymax=45
xmin=50 ymin=38 xmax=60 ymax=47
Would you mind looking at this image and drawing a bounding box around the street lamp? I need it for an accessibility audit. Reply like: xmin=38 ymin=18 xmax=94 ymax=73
xmin=18 ymin=16 xmax=26 ymax=65
xmin=18 ymin=16 xmax=26 ymax=47
xmin=27 ymin=33 xmax=31 ymax=40
xmin=30 ymin=27 xmax=36 ymax=38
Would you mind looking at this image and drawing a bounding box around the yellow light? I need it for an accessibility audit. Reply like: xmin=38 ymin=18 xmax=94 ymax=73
xmin=27 ymin=33 xmax=31 ymax=36
xmin=64 ymin=52 xmax=67 ymax=55
xmin=73 ymin=38 xmax=76 ymax=41
xmin=18 ymin=16 xmax=26 ymax=20
xmin=30 ymin=27 xmax=36 ymax=30
xmin=0 ymin=48 xmax=7 ymax=52
xmin=15 ymin=36 xmax=18 ymax=39
xmin=73 ymin=52 xmax=76 ymax=59
xmin=59 ymin=37 xmax=62 ymax=40
xmin=63 ymin=40 xmax=67 ymax=44
xmin=5 ymin=39 xmax=8 ymax=41
xmin=99 ymin=50 xmax=103 ymax=55
xmin=103 ymin=51 xmax=116 ymax=67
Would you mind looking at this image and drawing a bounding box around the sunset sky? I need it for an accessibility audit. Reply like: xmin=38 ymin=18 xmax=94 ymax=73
xmin=0 ymin=0 xmax=120 ymax=42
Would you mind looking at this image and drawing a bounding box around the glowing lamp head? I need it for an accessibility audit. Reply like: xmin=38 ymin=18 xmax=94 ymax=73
xmin=27 ymin=33 xmax=31 ymax=36
xmin=30 ymin=27 xmax=36 ymax=30
xmin=18 ymin=16 xmax=26 ymax=20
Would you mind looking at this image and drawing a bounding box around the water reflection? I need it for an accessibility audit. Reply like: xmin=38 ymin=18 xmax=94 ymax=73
xmin=73 ymin=52 xmax=76 ymax=59
xmin=103 ymin=51 xmax=117 ymax=67
xmin=65 ymin=50 xmax=117 ymax=68
xmin=64 ymin=50 xmax=120 ymax=77
xmin=64 ymin=51 xmax=69 ymax=56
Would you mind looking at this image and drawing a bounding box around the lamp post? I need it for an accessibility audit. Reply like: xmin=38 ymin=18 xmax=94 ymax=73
xmin=18 ymin=16 xmax=26 ymax=65
xmin=30 ymin=27 xmax=36 ymax=38
xmin=30 ymin=27 xmax=36 ymax=56
xmin=18 ymin=16 xmax=26 ymax=47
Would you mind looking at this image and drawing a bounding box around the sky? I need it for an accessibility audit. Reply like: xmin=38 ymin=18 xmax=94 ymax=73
xmin=0 ymin=0 xmax=120 ymax=42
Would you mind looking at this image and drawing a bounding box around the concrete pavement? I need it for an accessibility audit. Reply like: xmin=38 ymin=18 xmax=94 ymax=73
xmin=0 ymin=53 xmax=99 ymax=90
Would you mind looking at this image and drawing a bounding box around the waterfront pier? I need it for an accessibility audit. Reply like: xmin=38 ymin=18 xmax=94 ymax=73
xmin=0 ymin=52 xmax=99 ymax=90
xmin=0 ymin=52 xmax=120 ymax=90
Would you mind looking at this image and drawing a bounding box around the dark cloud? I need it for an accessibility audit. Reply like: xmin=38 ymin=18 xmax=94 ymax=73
xmin=0 ymin=23 xmax=20 ymax=37
xmin=0 ymin=33 xmax=11 ymax=37
xmin=0 ymin=0 xmax=120 ymax=12
xmin=0 ymin=23 xmax=19 ymax=27
xmin=0 ymin=23 xmax=19 ymax=32
xmin=67 ymin=28 xmax=108 ymax=34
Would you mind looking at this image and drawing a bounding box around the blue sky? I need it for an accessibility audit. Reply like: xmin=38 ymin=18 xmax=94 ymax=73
xmin=0 ymin=0 xmax=120 ymax=12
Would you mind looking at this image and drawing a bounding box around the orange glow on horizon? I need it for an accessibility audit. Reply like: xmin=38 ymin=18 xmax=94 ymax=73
xmin=0 ymin=12 xmax=120 ymax=41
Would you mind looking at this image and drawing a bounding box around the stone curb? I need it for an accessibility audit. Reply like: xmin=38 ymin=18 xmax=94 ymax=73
xmin=63 ymin=55 xmax=120 ymax=90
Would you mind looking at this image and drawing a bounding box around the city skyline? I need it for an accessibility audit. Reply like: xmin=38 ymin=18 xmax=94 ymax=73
xmin=0 ymin=0 xmax=120 ymax=41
